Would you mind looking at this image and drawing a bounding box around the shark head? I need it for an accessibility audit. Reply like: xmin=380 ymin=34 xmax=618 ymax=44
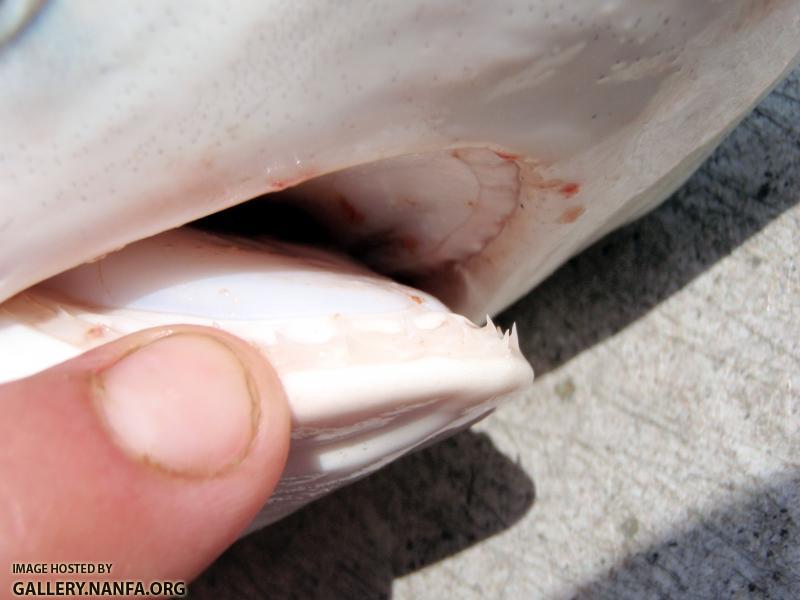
xmin=1 ymin=0 xmax=798 ymax=528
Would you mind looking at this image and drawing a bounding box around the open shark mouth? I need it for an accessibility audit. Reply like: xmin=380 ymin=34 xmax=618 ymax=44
xmin=1 ymin=0 xmax=799 ymax=529
xmin=0 ymin=145 xmax=535 ymax=528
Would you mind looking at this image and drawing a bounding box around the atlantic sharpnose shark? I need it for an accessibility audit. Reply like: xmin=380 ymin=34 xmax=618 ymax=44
xmin=1 ymin=0 xmax=798 ymax=529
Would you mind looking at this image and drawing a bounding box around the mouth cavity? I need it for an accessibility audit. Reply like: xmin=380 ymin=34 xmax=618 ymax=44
xmin=191 ymin=146 xmax=522 ymax=304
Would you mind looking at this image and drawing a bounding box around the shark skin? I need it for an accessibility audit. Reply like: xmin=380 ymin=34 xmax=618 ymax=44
xmin=0 ymin=0 xmax=799 ymax=528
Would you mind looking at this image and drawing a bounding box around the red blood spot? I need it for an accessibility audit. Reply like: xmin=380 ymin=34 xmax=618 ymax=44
xmin=399 ymin=236 xmax=419 ymax=252
xmin=337 ymin=195 xmax=365 ymax=225
xmin=409 ymin=295 xmax=423 ymax=304
xmin=558 ymin=206 xmax=586 ymax=224
xmin=559 ymin=182 xmax=581 ymax=198
xmin=495 ymin=151 xmax=521 ymax=161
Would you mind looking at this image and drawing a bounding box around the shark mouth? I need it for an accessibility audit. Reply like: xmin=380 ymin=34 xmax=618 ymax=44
xmin=0 ymin=146 xmax=534 ymax=529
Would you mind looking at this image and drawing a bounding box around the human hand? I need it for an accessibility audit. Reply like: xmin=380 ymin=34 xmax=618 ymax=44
xmin=0 ymin=326 xmax=291 ymax=594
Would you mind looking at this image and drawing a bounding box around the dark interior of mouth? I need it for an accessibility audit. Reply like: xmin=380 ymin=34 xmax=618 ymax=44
xmin=193 ymin=195 xmax=343 ymax=256
xmin=189 ymin=146 xmax=522 ymax=299
xmin=191 ymin=191 xmax=424 ymax=296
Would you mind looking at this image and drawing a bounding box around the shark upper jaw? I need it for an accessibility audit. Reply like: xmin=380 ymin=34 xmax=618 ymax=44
xmin=4 ymin=1 xmax=799 ymax=319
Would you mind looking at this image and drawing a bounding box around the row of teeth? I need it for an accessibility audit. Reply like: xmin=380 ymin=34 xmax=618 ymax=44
xmin=487 ymin=315 xmax=521 ymax=353
xmin=4 ymin=290 xmax=523 ymax=363
xmin=252 ymin=312 xmax=523 ymax=373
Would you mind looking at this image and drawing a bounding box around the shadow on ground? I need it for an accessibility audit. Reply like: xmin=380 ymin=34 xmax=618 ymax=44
xmin=191 ymin=431 xmax=534 ymax=599
xmin=193 ymin=70 xmax=799 ymax=598
xmin=573 ymin=471 xmax=800 ymax=599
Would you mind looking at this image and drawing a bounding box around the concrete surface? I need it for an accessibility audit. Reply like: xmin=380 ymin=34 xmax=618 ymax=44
xmin=190 ymin=67 xmax=800 ymax=599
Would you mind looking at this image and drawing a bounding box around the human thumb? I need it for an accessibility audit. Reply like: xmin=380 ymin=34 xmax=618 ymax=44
xmin=0 ymin=325 xmax=291 ymax=592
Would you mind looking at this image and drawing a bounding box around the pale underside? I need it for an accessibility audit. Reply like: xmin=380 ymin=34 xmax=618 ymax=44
xmin=0 ymin=0 xmax=799 ymax=527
